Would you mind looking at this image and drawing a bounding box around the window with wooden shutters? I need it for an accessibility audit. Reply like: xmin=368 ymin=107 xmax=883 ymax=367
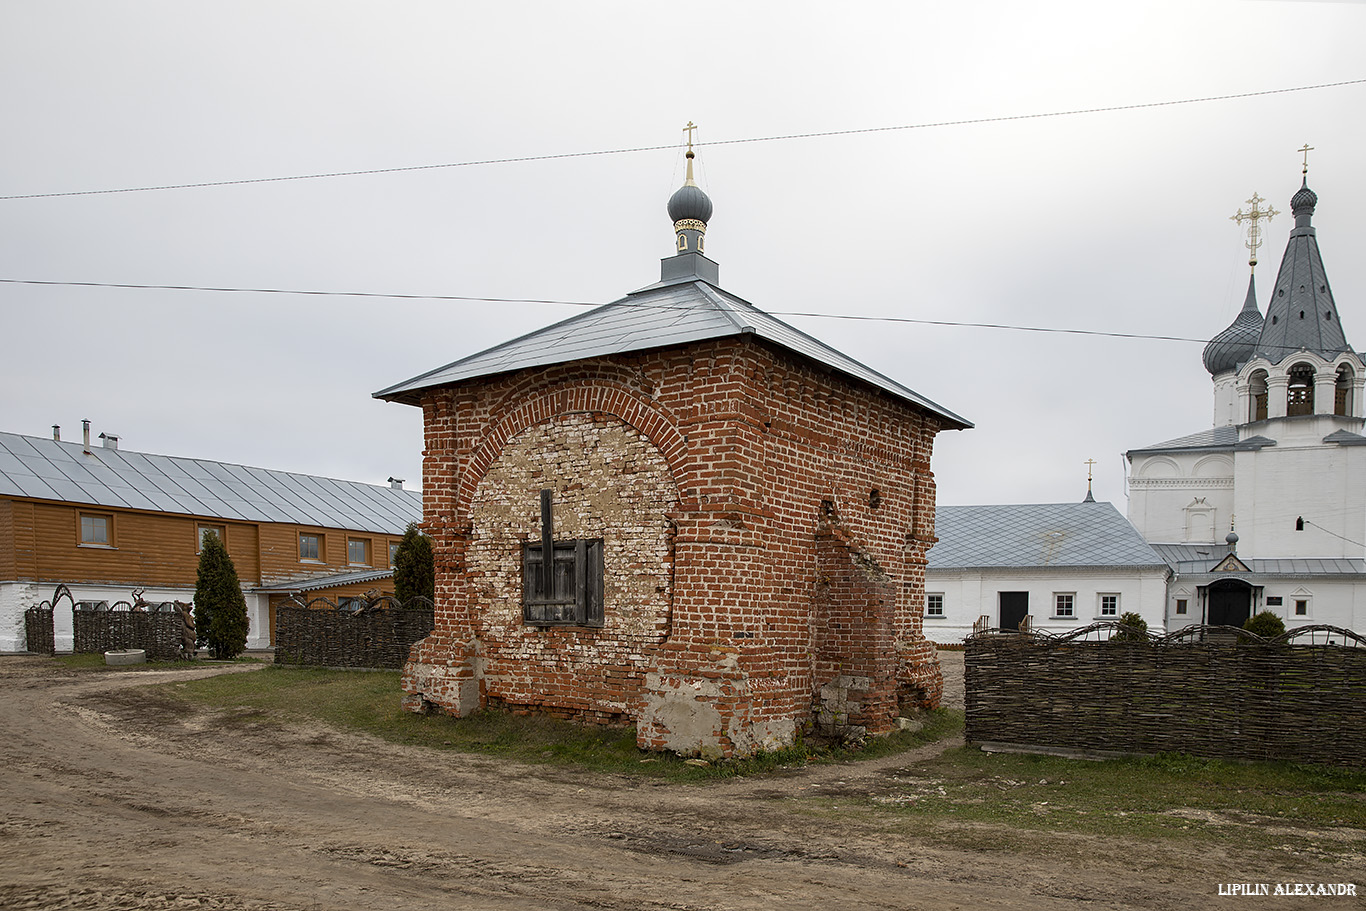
xmin=522 ymin=489 xmax=604 ymax=627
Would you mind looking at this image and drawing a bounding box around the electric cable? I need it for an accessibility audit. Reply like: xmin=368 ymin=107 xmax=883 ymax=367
xmin=2 ymin=77 xmax=1362 ymax=201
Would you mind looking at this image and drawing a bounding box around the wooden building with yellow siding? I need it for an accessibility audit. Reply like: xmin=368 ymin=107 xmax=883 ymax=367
xmin=0 ymin=427 xmax=421 ymax=652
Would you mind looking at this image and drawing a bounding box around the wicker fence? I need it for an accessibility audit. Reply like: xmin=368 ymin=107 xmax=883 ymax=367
xmin=73 ymin=600 xmax=194 ymax=661
xmin=965 ymin=622 xmax=1366 ymax=766
xmin=274 ymin=595 xmax=434 ymax=669
xmin=22 ymin=584 xmax=74 ymax=655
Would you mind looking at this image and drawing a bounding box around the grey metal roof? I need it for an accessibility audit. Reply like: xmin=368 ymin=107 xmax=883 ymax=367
xmin=0 ymin=432 xmax=422 ymax=534
xmin=254 ymin=568 xmax=394 ymax=594
xmin=1128 ymin=425 xmax=1239 ymax=455
xmin=1149 ymin=542 xmax=1366 ymax=577
xmin=1126 ymin=426 xmax=1282 ymax=457
xmin=1254 ymin=179 xmax=1353 ymax=364
xmin=1203 ymin=273 xmax=1263 ymax=376
xmin=374 ymin=277 xmax=971 ymax=428
xmin=927 ymin=500 xmax=1168 ymax=570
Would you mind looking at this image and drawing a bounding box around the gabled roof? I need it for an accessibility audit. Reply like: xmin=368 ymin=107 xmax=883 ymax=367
xmin=374 ymin=276 xmax=971 ymax=428
xmin=927 ymin=500 xmax=1167 ymax=570
xmin=0 ymin=431 xmax=422 ymax=534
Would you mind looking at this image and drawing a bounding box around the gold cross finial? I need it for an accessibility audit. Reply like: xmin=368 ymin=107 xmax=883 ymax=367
xmin=684 ymin=121 xmax=698 ymax=156
xmin=1299 ymin=143 xmax=1314 ymax=174
xmin=1231 ymin=192 xmax=1279 ymax=270
xmin=1084 ymin=458 xmax=1096 ymax=493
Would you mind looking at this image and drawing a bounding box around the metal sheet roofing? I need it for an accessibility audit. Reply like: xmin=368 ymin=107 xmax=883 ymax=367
xmin=1149 ymin=542 xmax=1366 ymax=577
xmin=374 ymin=277 xmax=971 ymax=428
xmin=0 ymin=432 xmax=422 ymax=535
xmin=254 ymin=568 xmax=395 ymax=594
xmin=928 ymin=500 xmax=1168 ymax=570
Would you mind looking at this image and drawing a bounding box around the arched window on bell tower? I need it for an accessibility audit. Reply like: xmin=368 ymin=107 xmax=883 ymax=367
xmin=1335 ymin=364 xmax=1354 ymax=416
xmin=1287 ymin=363 xmax=1315 ymax=416
xmin=1249 ymin=369 xmax=1269 ymax=422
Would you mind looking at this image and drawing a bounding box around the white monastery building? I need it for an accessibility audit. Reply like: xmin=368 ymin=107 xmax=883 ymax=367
xmin=1127 ymin=167 xmax=1366 ymax=634
xmin=929 ymin=165 xmax=1366 ymax=640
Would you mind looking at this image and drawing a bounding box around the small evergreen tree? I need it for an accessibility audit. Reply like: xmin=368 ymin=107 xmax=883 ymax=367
xmin=393 ymin=522 xmax=435 ymax=603
xmin=1112 ymin=611 xmax=1149 ymax=643
xmin=1244 ymin=610 xmax=1286 ymax=639
xmin=193 ymin=531 xmax=249 ymax=659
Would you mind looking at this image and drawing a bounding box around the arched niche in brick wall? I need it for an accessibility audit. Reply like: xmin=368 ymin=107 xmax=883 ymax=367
xmin=467 ymin=412 xmax=680 ymax=647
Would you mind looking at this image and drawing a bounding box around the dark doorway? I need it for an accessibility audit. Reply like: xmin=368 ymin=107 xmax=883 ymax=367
xmin=1207 ymin=579 xmax=1252 ymax=627
xmin=999 ymin=591 xmax=1029 ymax=632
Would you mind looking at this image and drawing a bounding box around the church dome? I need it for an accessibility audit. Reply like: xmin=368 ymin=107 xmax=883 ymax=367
xmin=668 ymin=176 xmax=713 ymax=225
xmin=1291 ymin=179 xmax=1318 ymax=215
xmin=1203 ymin=275 xmax=1263 ymax=375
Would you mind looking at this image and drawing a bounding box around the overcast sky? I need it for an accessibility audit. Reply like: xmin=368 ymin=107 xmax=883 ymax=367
xmin=3 ymin=1 xmax=1364 ymax=515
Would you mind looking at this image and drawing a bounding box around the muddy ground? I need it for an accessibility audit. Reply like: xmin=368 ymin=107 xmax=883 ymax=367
xmin=0 ymin=652 xmax=1354 ymax=910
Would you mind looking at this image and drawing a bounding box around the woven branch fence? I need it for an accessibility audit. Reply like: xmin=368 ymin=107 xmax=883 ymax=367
xmin=23 ymin=584 xmax=75 ymax=655
xmin=274 ymin=595 xmax=434 ymax=669
xmin=73 ymin=599 xmax=194 ymax=661
xmin=965 ymin=622 xmax=1366 ymax=766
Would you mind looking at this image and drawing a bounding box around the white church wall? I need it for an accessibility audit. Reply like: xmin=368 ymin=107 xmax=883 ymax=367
xmin=1166 ymin=578 xmax=1365 ymax=634
xmin=1233 ymin=441 xmax=1366 ymax=559
xmin=924 ymin=567 xmax=1169 ymax=644
xmin=1127 ymin=452 xmax=1234 ymax=543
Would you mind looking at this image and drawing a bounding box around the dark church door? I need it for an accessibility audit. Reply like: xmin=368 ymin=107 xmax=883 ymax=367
xmin=999 ymin=591 xmax=1029 ymax=632
xmin=1207 ymin=580 xmax=1252 ymax=627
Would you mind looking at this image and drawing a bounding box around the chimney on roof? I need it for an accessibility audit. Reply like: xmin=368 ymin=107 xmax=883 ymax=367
xmin=52 ymin=425 xmax=60 ymax=442
xmin=99 ymin=432 xmax=119 ymax=451
xmin=388 ymin=477 xmax=404 ymax=490
xmin=82 ymin=419 xmax=91 ymax=454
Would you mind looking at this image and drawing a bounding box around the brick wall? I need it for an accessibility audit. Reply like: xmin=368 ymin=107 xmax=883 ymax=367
xmin=402 ymin=337 xmax=947 ymax=756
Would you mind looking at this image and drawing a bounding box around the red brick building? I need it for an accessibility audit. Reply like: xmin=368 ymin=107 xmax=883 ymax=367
xmin=376 ymin=153 xmax=970 ymax=757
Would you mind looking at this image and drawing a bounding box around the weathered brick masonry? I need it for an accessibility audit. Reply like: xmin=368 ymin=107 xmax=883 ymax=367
xmin=401 ymin=338 xmax=948 ymax=757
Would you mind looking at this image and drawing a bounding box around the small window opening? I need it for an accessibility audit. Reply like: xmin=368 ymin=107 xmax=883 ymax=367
xmin=1295 ymin=516 xmax=1305 ymax=531
xmin=869 ymin=488 xmax=882 ymax=510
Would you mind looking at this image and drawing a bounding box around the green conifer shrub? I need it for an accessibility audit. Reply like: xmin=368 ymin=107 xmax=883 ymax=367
xmin=193 ymin=531 xmax=249 ymax=659
xmin=1113 ymin=611 xmax=1149 ymax=642
xmin=393 ymin=522 xmax=435 ymax=604
xmin=1244 ymin=610 xmax=1286 ymax=639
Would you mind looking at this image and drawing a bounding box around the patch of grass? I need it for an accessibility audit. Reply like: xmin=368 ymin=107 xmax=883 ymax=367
xmin=157 ymin=666 xmax=961 ymax=781
xmin=852 ymin=744 xmax=1366 ymax=859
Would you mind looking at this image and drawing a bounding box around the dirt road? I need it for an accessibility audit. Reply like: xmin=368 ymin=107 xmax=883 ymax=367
xmin=0 ymin=654 xmax=1346 ymax=910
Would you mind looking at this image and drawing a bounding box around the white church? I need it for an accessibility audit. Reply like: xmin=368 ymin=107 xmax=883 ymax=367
xmin=927 ymin=166 xmax=1366 ymax=640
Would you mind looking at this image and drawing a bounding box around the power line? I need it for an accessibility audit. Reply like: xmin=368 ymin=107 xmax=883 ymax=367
xmin=1302 ymin=519 xmax=1366 ymax=550
xmin=0 ymin=277 xmax=1212 ymax=344
xmin=3 ymin=77 xmax=1363 ymax=201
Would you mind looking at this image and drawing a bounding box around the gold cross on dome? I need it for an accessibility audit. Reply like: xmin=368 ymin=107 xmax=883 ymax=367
xmin=1299 ymin=143 xmax=1314 ymax=174
xmin=683 ymin=121 xmax=698 ymax=154
xmin=1085 ymin=458 xmax=1096 ymax=493
xmin=1231 ymin=192 xmax=1279 ymax=269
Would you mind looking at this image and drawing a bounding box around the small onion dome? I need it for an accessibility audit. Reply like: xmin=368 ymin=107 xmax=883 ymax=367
xmin=1291 ymin=177 xmax=1318 ymax=216
xmin=667 ymin=176 xmax=713 ymax=225
xmin=1203 ymin=275 xmax=1263 ymax=375
xmin=1226 ymin=530 xmax=1239 ymax=546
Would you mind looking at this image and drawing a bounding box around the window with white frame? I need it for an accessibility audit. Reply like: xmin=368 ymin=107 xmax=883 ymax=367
xmin=1292 ymin=592 xmax=1312 ymax=618
xmin=925 ymin=593 xmax=944 ymax=618
xmin=1053 ymin=593 xmax=1075 ymax=618
xmin=1098 ymin=593 xmax=1119 ymax=617
xmin=1175 ymin=597 xmax=1188 ymax=616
